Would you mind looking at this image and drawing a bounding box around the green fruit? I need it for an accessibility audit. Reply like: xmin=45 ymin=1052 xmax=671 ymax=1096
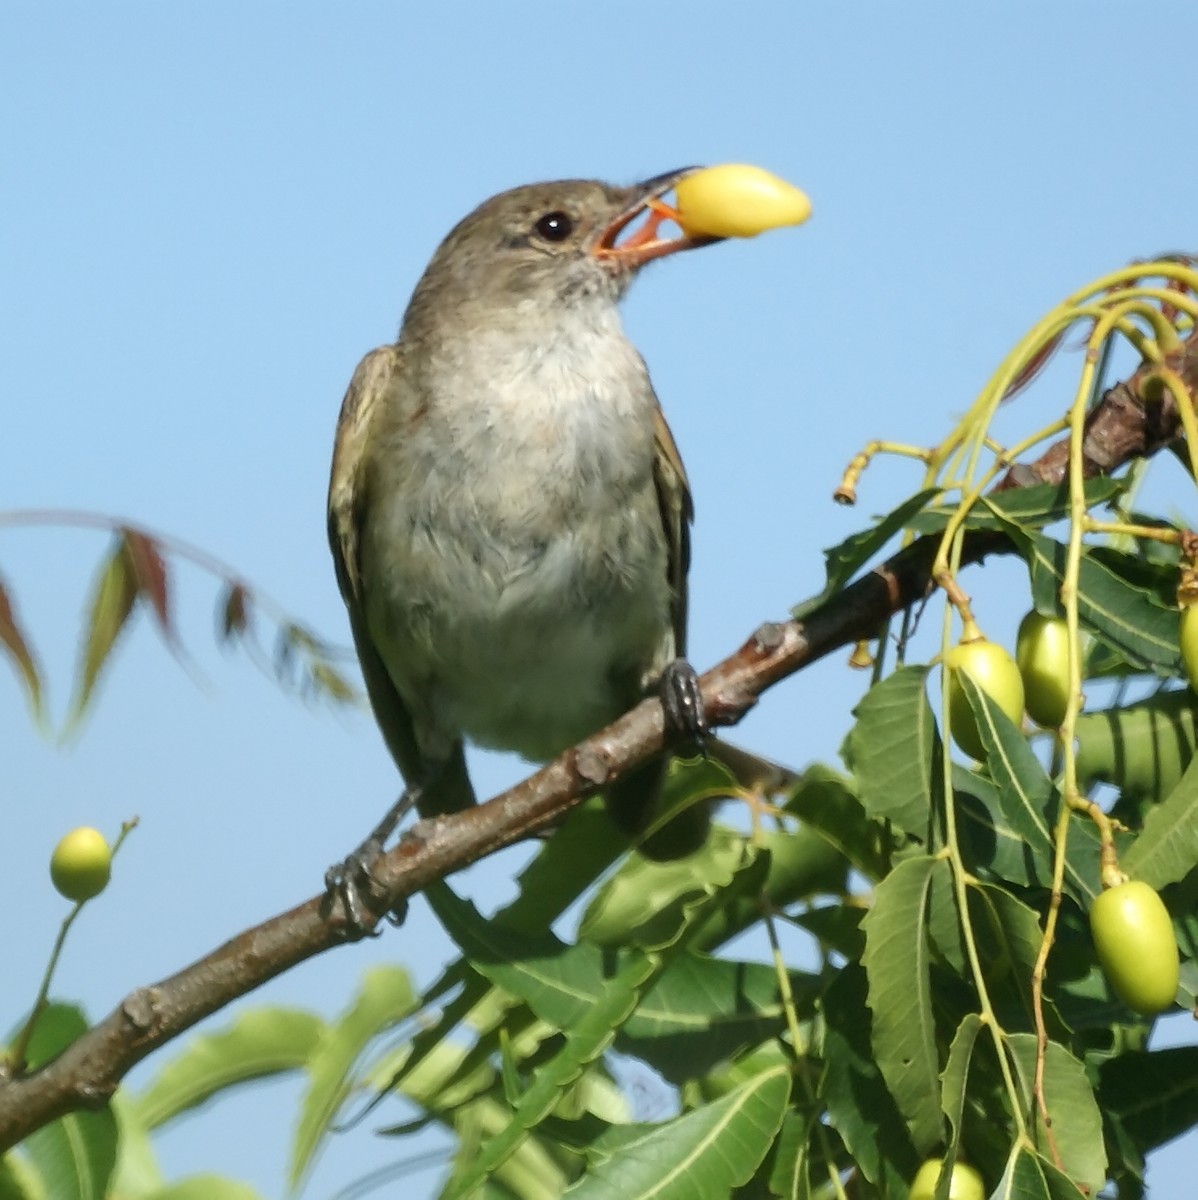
xmin=909 ymin=1158 xmax=985 ymax=1200
xmin=50 ymin=827 xmax=112 ymax=902
xmin=1090 ymin=880 xmax=1179 ymax=1015
xmin=1016 ymin=611 xmax=1072 ymax=727
xmin=1181 ymin=605 xmax=1198 ymax=693
xmin=945 ymin=638 xmax=1025 ymax=759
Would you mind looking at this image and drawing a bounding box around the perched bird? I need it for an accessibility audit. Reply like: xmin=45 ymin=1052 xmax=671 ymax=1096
xmin=327 ymin=168 xmax=766 ymax=898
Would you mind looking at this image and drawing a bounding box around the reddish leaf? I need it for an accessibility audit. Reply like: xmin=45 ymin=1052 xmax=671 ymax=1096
xmin=0 ymin=575 xmax=44 ymax=721
xmin=68 ymin=538 xmax=139 ymax=727
xmin=120 ymin=527 xmax=177 ymax=648
xmin=218 ymin=582 xmax=251 ymax=643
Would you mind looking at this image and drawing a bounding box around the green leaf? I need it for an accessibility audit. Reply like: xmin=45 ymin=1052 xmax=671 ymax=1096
xmin=998 ymin=523 xmax=1180 ymax=675
xmin=0 ymin=575 xmax=44 ymax=725
xmin=68 ymin=537 xmax=139 ymax=727
xmin=783 ymin=763 xmax=888 ymax=882
xmin=140 ymin=1178 xmax=266 ymax=1200
xmin=1099 ymin=1045 xmax=1198 ymax=1159
xmin=1121 ymin=751 xmax=1198 ymax=887
xmin=0 ymin=1154 xmax=46 ymax=1200
xmin=439 ymin=852 xmax=769 ymax=1198
xmin=582 ymin=825 xmax=762 ymax=949
xmin=820 ymin=965 xmax=919 ymax=1184
xmin=954 ymin=672 xmax=1099 ymax=904
xmin=859 ymin=855 xmax=943 ymax=1153
xmin=1075 ymin=689 xmax=1198 ymax=805
xmin=564 ymin=1065 xmax=791 ymax=1199
xmin=618 ymin=952 xmax=809 ymax=1085
xmin=130 ymin=1006 xmax=326 ymax=1131
xmin=289 ymin=965 xmax=416 ymax=1194
xmin=993 ymin=1143 xmax=1085 ymax=1200
xmin=842 ymin=665 xmax=940 ymax=842
xmin=1006 ymin=1033 xmax=1106 ymax=1192
xmin=19 ymin=1006 xmax=117 ymax=1200
xmin=795 ymin=488 xmax=942 ymax=619
xmin=940 ymin=1012 xmax=982 ymax=1150
xmin=965 ymin=884 xmax=1044 ymax=1032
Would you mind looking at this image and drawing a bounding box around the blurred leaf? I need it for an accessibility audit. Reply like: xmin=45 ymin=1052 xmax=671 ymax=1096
xmin=993 ymin=1143 xmax=1086 ymax=1200
xmin=783 ymin=763 xmax=888 ymax=882
xmin=842 ymin=664 xmax=940 ymax=842
xmin=67 ymin=537 xmax=139 ymax=726
xmin=1006 ymin=1032 xmax=1106 ymax=1192
xmin=0 ymin=575 xmax=44 ymax=723
xmin=860 ymin=855 xmax=942 ymax=1153
xmin=119 ymin=527 xmax=176 ymax=649
xmin=1120 ymin=752 xmax=1198 ymax=888
xmin=1076 ymin=689 xmax=1197 ymax=807
xmin=0 ymin=1153 xmax=45 ymax=1200
xmin=820 ymin=965 xmax=919 ymax=1184
xmin=19 ymin=1005 xmax=117 ymax=1200
xmin=1099 ymin=1045 xmax=1198 ymax=1159
xmin=564 ymin=1065 xmax=791 ymax=1199
xmin=130 ymin=1007 xmax=326 ymax=1131
xmin=216 ymin=582 xmax=250 ymax=643
xmin=289 ymin=965 xmax=417 ymax=1194
xmin=795 ymin=488 xmax=942 ymax=619
xmin=140 ymin=1178 xmax=266 ymax=1200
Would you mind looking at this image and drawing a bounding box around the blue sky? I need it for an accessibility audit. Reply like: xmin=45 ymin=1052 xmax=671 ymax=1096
xmin=4 ymin=4 xmax=1196 ymax=1195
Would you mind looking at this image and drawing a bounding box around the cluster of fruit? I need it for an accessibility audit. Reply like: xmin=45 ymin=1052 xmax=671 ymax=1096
xmin=944 ymin=613 xmax=1182 ymax=1018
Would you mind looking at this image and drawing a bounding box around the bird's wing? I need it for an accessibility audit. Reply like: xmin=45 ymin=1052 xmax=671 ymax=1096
xmin=652 ymin=403 xmax=694 ymax=657
xmin=327 ymin=347 xmax=438 ymax=789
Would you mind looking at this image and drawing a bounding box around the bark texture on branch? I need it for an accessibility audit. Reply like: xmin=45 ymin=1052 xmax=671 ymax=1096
xmin=1 ymin=327 xmax=1193 ymax=1153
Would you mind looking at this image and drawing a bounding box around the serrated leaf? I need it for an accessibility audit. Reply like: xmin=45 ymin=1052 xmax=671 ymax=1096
xmin=965 ymin=883 xmax=1044 ymax=1031
xmin=842 ymin=665 xmax=940 ymax=842
xmin=68 ymin=538 xmax=139 ymax=726
xmin=996 ymin=520 xmax=1180 ymax=675
xmin=1006 ymin=1033 xmax=1106 ymax=1191
xmin=564 ymin=1065 xmax=791 ymax=1199
xmin=289 ymin=965 xmax=416 ymax=1193
xmin=859 ymin=855 xmax=943 ymax=1153
xmin=912 ymin=478 xmax=1124 ymax=535
xmin=993 ymin=1144 xmax=1084 ymax=1200
xmin=617 ymin=952 xmax=809 ymax=1085
xmin=439 ymin=853 xmax=769 ymax=1198
xmin=795 ymin=488 xmax=942 ymax=619
xmin=954 ymin=672 xmax=1099 ymax=904
xmin=820 ymin=965 xmax=919 ymax=1184
xmin=130 ymin=1006 xmax=326 ymax=1131
xmin=1098 ymin=1045 xmax=1198 ymax=1158
xmin=1115 ymin=750 xmax=1198 ymax=889
xmin=0 ymin=575 xmax=44 ymax=723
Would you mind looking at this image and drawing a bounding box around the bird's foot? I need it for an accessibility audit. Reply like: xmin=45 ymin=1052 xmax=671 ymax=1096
xmin=324 ymin=785 xmax=422 ymax=935
xmin=659 ymin=658 xmax=709 ymax=752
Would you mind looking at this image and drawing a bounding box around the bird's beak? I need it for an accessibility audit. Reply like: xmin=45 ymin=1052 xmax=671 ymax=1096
xmin=593 ymin=167 xmax=721 ymax=269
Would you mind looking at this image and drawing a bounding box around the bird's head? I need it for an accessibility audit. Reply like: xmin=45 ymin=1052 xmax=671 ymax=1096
xmin=402 ymin=169 xmax=718 ymax=335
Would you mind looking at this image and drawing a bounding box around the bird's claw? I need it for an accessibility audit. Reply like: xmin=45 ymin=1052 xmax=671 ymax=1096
xmin=324 ymin=840 xmax=392 ymax=936
xmin=660 ymin=658 xmax=709 ymax=752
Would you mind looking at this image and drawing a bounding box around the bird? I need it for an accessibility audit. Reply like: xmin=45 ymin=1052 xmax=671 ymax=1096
xmin=326 ymin=168 xmax=768 ymax=911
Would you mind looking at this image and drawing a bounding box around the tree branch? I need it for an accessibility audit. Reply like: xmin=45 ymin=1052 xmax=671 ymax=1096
xmin=1 ymin=325 xmax=1191 ymax=1152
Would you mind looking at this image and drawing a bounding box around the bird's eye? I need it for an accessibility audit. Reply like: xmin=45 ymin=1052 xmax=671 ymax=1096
xmin=533 ymin=211 xmax=574 ymax=242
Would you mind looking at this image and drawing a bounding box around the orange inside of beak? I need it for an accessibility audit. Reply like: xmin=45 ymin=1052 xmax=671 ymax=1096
xmin=595 ymin=194 xmax=698 ymax=265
